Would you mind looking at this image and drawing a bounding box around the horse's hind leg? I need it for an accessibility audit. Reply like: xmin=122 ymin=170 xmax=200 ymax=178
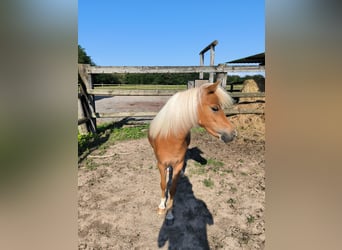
xmin=157 ymin=163 xmax=167 ymax=214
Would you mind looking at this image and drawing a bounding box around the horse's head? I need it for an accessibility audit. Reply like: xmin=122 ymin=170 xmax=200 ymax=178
xmin=198 ymin=81 xmax=237 ymax=143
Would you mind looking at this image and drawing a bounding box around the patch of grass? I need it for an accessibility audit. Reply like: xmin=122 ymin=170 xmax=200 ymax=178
xmin=85 ymin=158 xmax=97 ymax=170
xmin=247 ymin=214 xmax=255 ymax=224
xmin=109 ymin=125 xmax=148 ymax=142
xmin=97 ymin=144 xmax=109 ymax=155
xmin=78 ymin=132 xmax=100 ymax=156
xmin=191 ymin=127 xmax=206 ymax=134
xmin=191 ymin=158 xmax=233 ymax=177
xmin=78 ymin=123 xmax=149 ymax=158
xmin=189 ymin=164 xmax=206 ymax=175
xmin=194 ymin=162 xmax=203 ymax=167
xmin=203 ymin=178 xmax=214 ymax=188
xmin=207 ymin=158 xmax=224 ymax=167
xmin=194 ymin=158 xmax=223 ymax=168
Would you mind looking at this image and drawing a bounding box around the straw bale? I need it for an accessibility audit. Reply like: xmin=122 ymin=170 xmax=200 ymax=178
xmin=239 ymin=78 xmax=265 ymax=103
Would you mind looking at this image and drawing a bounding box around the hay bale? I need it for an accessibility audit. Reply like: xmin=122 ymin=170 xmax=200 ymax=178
xmin=230 ymin=114 xmax=265 ymax=142
xmin=239 ymin=78 xmax=265 ymax=103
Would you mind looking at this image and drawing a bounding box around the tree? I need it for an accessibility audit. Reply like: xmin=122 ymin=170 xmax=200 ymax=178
xmin=78 ymin=45 xmax=95 ymax=65
xmin=78 ymin=45 xmax=121 ymax=85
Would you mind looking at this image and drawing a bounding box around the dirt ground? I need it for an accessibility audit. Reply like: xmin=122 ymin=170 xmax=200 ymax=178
xmin=78 ymin=96 xmax=265 ymax=249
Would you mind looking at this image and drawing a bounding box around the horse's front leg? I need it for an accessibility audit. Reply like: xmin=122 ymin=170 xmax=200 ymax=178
xmin=157 ymin=162 xmax=167 ymax=214
xmin=166 ymin=161 xmax=184 ymax=211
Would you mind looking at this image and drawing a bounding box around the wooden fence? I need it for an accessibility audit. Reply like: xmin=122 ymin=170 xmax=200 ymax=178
xmin=78 ymin=41 xmax=265 ymax=134
xmin=78 ymin=64 xmax=265 ymax=134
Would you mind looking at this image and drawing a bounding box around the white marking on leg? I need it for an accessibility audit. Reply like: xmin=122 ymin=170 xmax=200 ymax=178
xmin=158 ymin=197 xmax=166 ymax=209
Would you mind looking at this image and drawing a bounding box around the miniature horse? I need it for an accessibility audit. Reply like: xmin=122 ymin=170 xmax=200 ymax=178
xmin=148 ymin=81 xmax=237 ymax=216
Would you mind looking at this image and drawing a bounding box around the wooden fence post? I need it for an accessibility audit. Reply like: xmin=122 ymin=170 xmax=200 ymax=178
xmin=216 ymin=64 xmax=227 ymax=88
xmin=78 ymin=94 xmax=88 ymax=134
xmin=187 ymin=80 xmax=195 ymax=89
xmin=209 ymin=44 xmax=215 ymax=83
xmin=199 ymin=55 xmax=204 ymax=80
xmin=78 ymin=64 xmax=97 ymax=133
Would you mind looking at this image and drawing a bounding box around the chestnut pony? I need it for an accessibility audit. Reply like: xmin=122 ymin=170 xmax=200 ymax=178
xmin=148 ymin=81 xmax=237 ymax=215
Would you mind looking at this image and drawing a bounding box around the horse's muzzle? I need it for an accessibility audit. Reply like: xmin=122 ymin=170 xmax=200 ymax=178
xmin=220 ymin=130 xmax=237 ymax=143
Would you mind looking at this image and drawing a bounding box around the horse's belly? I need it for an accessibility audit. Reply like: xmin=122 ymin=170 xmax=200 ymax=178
xmin=151 ymin=136 xmax=188 ymax=167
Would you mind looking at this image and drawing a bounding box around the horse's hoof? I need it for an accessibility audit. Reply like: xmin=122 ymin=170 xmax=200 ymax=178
xmin=157 ymin=207 xmax=166 ymax=215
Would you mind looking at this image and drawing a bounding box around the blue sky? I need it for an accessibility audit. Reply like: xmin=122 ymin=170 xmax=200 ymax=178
xmin=78 ymin=0 xmax=264 ymax=66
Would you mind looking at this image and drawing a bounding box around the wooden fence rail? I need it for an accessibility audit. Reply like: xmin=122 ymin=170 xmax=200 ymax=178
xmin=95 ymin=109 xmax=264 ymax=119
xmin=87 ymin=88 xmax=265 ymax=98
xmin=87 ymin=65 xmax=265 ymax=74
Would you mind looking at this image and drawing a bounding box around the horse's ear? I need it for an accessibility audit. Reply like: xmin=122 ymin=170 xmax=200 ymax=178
xmin=206 ymin=80 xmax=221 ymax=94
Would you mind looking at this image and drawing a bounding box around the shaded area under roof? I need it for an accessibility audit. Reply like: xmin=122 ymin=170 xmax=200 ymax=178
xmin=226 ymin=52 xmax=265 ymax=65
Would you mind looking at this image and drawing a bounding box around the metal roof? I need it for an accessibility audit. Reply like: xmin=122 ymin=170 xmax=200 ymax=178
xmin=226 ymin=52 xmax=265 ymax=65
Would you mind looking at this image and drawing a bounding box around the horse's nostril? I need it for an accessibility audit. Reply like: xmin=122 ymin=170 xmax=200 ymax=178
xmin=221 ymin=132 xmax=234 ymax=143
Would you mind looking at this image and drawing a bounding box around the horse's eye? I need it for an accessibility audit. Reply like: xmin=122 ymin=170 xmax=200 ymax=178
xmin=211 ymin=106 xmax=219 ymax=112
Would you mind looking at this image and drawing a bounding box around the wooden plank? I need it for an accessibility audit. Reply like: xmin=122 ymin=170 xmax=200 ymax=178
xmin=199 ymin=40 xmax=218 ymax=55
xmin=230 ymin=92 xmax=265 ymax=98
xmin=199 ymin=54 xmax=204 ymax=79
xmin=210 ymin=45 xmax=215 ymax=66
xmin=87 ymin=66 xmax=221 ymax=74
xmin=96 ymin=109 xmax=264 ymax=118
xmin=86 ymin=65 xmax=264 ymax=74
xmin=79 ymin=82 xmax=97 ymax=117
xmin=78 ymin=64 xmax=97 ymax=132
xmin=229 ymin=65 xmax=265 ymax=73
xmin=78 ymin=64 xmax=91 ymax=88
xmin=225 ymin=110 xmax=264 ymax=115
xmin=78 ymin=86 xmax=97 ymax=133
xmin=80 ymin=95 xmax=97 ymax=133
xmin=78 ymin=98 xmax=89 ymax=134
xmin=96 ymin=112 xmax=157 ymax=118
xmin=209 ymin=45 xmax=215 ymax=82
xmin=88 ymin=89 xmax=178 ymax=96
xmin=216 ymin=72 xmax=227 ymax=88
xmin=88 ymin=88 xmax=265 ymax=98
xmin=78 ymin=117 xmax=89 ymax=125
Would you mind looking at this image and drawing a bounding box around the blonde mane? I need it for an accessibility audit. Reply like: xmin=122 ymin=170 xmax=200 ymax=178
xmin=149 ymin=83 xmax=233 ymax=139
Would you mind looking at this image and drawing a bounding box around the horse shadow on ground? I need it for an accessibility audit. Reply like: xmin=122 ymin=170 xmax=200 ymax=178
xmin=158 ymin=147 xmax=213 ymax=250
